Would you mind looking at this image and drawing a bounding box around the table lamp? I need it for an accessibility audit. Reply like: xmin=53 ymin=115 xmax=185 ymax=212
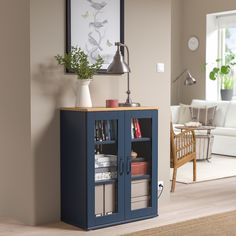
xmin=107 ymin=42 xmax=140 ymax=107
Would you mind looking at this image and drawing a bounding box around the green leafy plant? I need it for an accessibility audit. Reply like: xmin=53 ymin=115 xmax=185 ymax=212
xmin=55 ymin=46 xmax=104 ymax=80
xmin=209 ymin=52 xmax=236 ymax=90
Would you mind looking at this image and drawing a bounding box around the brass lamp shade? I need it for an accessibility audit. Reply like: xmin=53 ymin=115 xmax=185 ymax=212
xmin=107 ymin=47 xmax=130 ymax=74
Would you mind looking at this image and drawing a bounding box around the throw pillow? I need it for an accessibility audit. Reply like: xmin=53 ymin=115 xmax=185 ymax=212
xmin=178 ymin=104 xmax=192 ymax=124
xmin=189 ymin=106 xmax=217 ymax=126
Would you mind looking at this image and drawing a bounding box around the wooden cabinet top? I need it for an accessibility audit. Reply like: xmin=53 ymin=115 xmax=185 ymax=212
xmin=61 ymin=106 xmax=159 ymax=112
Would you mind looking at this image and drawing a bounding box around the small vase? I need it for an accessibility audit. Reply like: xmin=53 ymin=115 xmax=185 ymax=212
xmin=75 ymin=79 xmax=92 ymax=107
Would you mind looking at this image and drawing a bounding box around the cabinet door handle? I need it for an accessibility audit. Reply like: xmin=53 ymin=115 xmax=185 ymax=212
xmin=126 ymin=157 xmax=131 ymax=175
xmin=119 ymin=159 xmax=124 ymax=175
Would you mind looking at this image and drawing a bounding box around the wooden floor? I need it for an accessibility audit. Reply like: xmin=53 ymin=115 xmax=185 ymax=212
xmin=1 ymin=177 xmax=236 ymax=236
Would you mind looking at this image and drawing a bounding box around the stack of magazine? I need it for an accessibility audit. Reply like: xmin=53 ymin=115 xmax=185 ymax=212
xmin=95 ymin=154 xmax=117 ymax=181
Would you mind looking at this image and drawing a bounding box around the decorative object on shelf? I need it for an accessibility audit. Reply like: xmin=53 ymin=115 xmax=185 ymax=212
xmin=66 ymin=0 xmax=124 ymax=73
xmin=131 ymin=150 xmax=138 ymax=160
xmin=75 ymin=79 xmax=92 ymax=107
xmin=55 ymin=46 xmax=103 ymax=107
xmin=188 ymin=36 xmax=199 ymax=51
xmin=106 ymin=99 xmax=118 ymax=108
xmin=208 ymin=52 xmax=236 ymax=101
xmin=173 ymin=69 xmax=197 ymax=86
xmin=107 ymin=42 xmax=140 ymax=107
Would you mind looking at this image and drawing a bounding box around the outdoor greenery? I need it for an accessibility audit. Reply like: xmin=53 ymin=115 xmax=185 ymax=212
xmin=55 ymin=46 xmax=104 ymax=80
xmin=209 ymin=52 xmax=236 ymax=90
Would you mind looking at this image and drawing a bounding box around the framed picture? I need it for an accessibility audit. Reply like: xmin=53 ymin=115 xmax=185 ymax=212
xmin=66 ymin=0 xmax=124 ymax=73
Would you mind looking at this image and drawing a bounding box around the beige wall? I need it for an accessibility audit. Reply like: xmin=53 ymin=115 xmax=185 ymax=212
xmin=172 ymin=0 xmax=236 ymax=105
xmin=0 ymin=0 xmax=171 ymax=224
xmin=171 ymin=0 xmax=184 ymax=105
xmin=0 ymin=0 xmax=34 ymax=224
xmin=30 ymin=0 xmax=171 ymax=224
xmin=125 ymin=0 xmax=171 ymax=202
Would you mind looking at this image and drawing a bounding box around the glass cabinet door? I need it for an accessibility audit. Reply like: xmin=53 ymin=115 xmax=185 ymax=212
xmin=87 ymin=112 xmax=125 ymax=227
xmin=124 ymin=110 xmax=158 ymax=219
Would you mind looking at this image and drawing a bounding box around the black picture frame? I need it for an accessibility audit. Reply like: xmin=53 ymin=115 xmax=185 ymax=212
xmin=66 ymin=0 xmax=124 ymax=74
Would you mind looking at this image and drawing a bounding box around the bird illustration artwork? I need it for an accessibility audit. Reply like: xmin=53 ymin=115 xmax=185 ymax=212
xmin=88 ymin=32 xmax=103 ymax=51
xmin=87 ymin=0 xmax=107 ymax=11
xmin=89 ymin=20 xmax=108 ymax=29
xmin=81 ymin=11 xmax=89 ymax=18
xmin=106 ymin=40 xmax=113 ymax=47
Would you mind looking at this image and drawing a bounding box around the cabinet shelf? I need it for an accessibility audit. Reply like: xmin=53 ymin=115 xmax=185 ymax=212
xmin=95 ymin=178 xmax=117 ymax=185
xmin=131 ymin=174 xmax=151 ymax=181
xmin=131 ymin=137 xmax=151 ymax=142
xmin=95 ymin=140 xmax=117 ymax=145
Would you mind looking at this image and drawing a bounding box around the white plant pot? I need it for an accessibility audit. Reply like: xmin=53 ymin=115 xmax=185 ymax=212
xmin=75 ymin=79 xmax=92 ymax=107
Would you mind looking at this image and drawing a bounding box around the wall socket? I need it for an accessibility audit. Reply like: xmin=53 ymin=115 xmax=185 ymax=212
xmin=158 ymin=181 xmax=164 ymax=191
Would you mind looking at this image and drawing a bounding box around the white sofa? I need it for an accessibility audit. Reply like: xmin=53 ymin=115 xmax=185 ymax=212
xmin=171 ymin=99 xmax=236 ymax=157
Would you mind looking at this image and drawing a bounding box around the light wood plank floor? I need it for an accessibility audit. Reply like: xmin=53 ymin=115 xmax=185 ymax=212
xmin=1 ymin=177 xmax=236 ymax=236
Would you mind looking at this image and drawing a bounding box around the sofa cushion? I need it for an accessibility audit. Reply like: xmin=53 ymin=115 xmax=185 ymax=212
xmin=224 ymin=102 xmax=236 ymax=128
xmin=178 ymin=104 xmax=192 ymax=124
xmin=191 ymin=99 xmax=230 ymax=126
xmin=212 ymin=127 xmax=236 ymax=137
xmin=189 ymin=106 xmax=217 ymax=126
xmin=170 ymin=105 xmax=180 ymax=123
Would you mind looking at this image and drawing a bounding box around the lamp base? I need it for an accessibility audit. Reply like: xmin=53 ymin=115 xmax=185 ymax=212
xmin=119 ymin=102 xmax=141 ymax=107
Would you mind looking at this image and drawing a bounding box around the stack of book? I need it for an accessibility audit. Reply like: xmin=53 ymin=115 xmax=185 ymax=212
xmin=95 ymin=154 xmax=117 ymax=181
xmin=131 ymin=118 xmax=142 ymax=139
xmin=94 ymin=120 xmax=116 ymax=141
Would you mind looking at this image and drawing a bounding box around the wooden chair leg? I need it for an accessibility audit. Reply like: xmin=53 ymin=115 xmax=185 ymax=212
xmin=193 ymin=157 xmax=196 ymax=182
xmin=171 ymin=168 xmax=177 ymax=192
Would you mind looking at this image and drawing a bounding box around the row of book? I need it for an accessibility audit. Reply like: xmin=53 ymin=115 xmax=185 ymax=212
xmin=131 ymin=118 xmax=142 ymax=139
xmin=94 ymin=118 xmax=143 ymax=142
xmin=94 ymin=120 xmax=117 ymax=142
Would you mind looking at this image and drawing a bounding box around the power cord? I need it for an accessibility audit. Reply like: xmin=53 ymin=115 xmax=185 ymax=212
xmin=158 ymin=184 xmax=164 ymax=199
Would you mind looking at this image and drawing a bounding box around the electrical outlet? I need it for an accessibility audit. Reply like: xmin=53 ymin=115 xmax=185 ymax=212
xmin=158 ymin=181 xmax=164 ymax=191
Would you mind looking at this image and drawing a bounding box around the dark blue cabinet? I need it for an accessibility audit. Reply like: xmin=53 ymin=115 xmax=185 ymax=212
xmin=60 ymin=107 xmax=158 ymax=230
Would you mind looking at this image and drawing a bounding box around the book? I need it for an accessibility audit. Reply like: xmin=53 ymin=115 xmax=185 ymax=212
xmin=107 ymin=120 xmax=111 ymax=140
xmin=133 ymin=118 xmax=142 ymax=138
xmin=131 ymin=119 xmax=135 ymax=139
xmin=103 ymin=120 xmax=109 ymax=140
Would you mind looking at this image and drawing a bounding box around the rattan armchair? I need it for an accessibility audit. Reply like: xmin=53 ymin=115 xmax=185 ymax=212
xmin=170 ymin=124 xmax=197 ymax=192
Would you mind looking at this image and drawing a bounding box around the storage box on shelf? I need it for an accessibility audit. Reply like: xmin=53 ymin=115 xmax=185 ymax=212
xmin=60 ymin=107 xmax=158 ymax=230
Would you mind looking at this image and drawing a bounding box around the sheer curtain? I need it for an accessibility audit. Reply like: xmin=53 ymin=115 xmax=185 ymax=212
xmin=217 ymin=13 xmax=236 ymax=97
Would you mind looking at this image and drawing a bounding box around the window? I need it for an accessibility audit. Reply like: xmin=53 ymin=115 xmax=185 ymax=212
xmin=206 ymin=12 xmax=236 ymax=101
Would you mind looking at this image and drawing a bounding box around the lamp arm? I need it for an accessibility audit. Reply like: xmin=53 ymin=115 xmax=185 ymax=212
xmin=115 ymin=42 xmax=131 ymax=103
xmin=172 ymin=69 xmax=188 ymax=83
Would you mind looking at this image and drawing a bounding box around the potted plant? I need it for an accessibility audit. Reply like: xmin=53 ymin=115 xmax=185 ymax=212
xmin=209 ymin=52 xmax=236 ymax=101
xmin=55 ymin=46 xmax=104 ymax=107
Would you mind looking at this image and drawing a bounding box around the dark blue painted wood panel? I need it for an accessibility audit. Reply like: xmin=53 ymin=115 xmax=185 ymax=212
xmin=60 ymin=109 xmax=158 ymax=229
xmin=60 ymin=110 xmax=87 ymax=228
